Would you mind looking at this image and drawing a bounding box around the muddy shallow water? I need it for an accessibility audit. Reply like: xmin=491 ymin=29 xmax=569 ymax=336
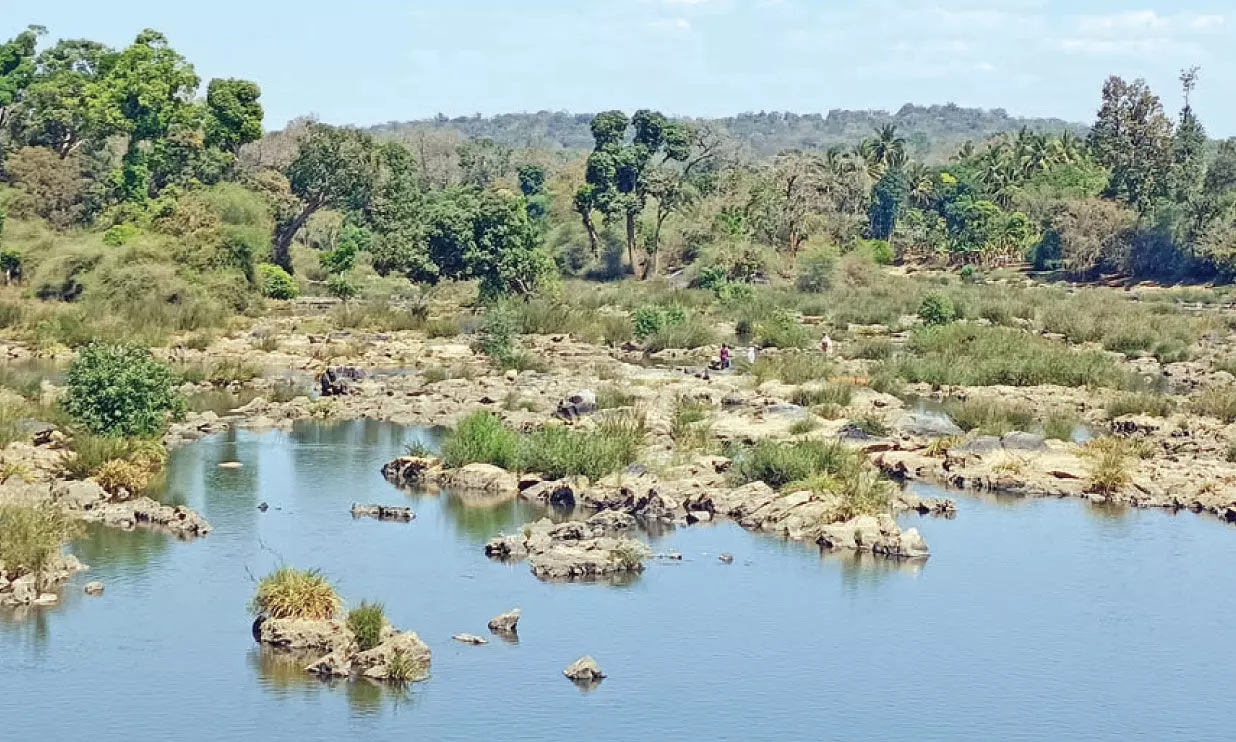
xmin=3 ymin=420 xmax=1235 ymax=741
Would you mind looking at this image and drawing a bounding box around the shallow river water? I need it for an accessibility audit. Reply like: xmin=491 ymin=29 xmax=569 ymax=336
xmin=4 ymin=420 xmax=1235 ymax=741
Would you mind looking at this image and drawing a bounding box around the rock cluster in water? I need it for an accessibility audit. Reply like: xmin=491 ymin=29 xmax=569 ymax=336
xmin=485 ymin=512 xmax=650 ymax=580
xmin=256 ymin=616 xmax=432 ymax=683
xmin=0 ymin=553 xmax=87 ymax=607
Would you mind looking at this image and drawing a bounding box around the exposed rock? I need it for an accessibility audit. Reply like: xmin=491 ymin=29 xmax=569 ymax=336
xmin=51 ymin=480 xmax=108 ymax=511
xmin=320 ymin=366 xmax=366 ymax=397
xmin=894 ymin=492 xmax=957 ymax=518
xmin=563 ymin=655 xmax=606 ymax=681
xmin=258 ymin=618 xmax=353 ymax=653
xmin=952 ymin=436 xmax=1002 ymax=456
xmin=350 ymin=503 xmax=415 ymax=521
xmin=719 ymin=553 xmax=734 ymax=564
xmin=82 ymin=497 xmax=212 ymax=537
xmin=452 ymin=633 xmax=488 ymax=645
xmin=352 ymin=631 xmax=432 ymax=681
xmin=816 ymin=514 xmax=930 ymax=559
xmin=897 ymin=412 xmax=963 ymax=439
xmin=555 ymin=389 xmax=597 ymax=420
xmin=84 ymin=581 xmax=104 ymax=596
xmin=441 ymin=463 xmax=519 ymax=493
xmin=0 ymin=553 xmax=88 ymax=606
xmin=33 ymin=593 xmax=58 ymax=606
xmin=485 ymin=515 xmax=649 ymax=581
xmin=381 ymin=455 xmax=444 ymax=488
xmin=1002 ymin=432 xmax=1047 ymax=452
xmin=488 ymin=608 xmax=521 ymax=634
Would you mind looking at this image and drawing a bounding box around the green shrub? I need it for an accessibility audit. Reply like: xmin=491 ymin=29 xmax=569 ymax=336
xmin=730 ymin=439 xmax=860 ymax=490
xmin=893 ymin=324 xmax=1126 ymax=388
xmin=846 ymin=338 xmax=894 ymax=360
xmin=796 ymin=247 xmax=838 ymax=293
xmin=942 ymin=398 xmax=1035 ymax=435
xmin=517 ymin=421 xmax=643 ymax=479
xmin=327 ymin=274 xmax=359 ymax=302
xmin=441 ymin=411 xmax=519 ymax=470
xmin=63 ymin=435 xmax=165 ymax=480
xmin=1043 ymin=413 xmax=1079 ymax=441
xmin=917 ymin=292 xmax=956 ymax=326
xmin=790 ymin=384 xmax=853 ymax=408
xmin=102 ymin=224 xmax=140 ymax=247
xmin=258 ymin=264 xmax=298 ymax=300
xmin=387 ymin=649 xmax=417 ymax=682
xmin=752 ymin=353 xmax=834 ymax=385
xmin=633 ymin=306 xmax=667 ymax=340
xmin=788 ymin=417 xmax=820 ymax=435
xmin=472 ymin=306 xmax=517 ymax=362
xmin=1105 ymin=393 xmax=1176 ymax=418
xmin=0 ymin=504 xmax=82 ymax=588
xmin=597 ymin=385 xmax=636 ymax=409
xmin=249 ymin=566 xmax=342 ymax=620
xmin=598 ymin=314 xmax=633 ymax=347
xmin=644 ymin=315 xmax=716 ymax=352
xmin=1190 ymin=386 xmax=1236 ymax=423
xmin=866 ymin=239 xmax=894 ymax=265
xmin=849 ymin=414 xmax=891 ymax=437
xmin=669 ymin=396 xmax=713 ymax=451
xmin=757 ymin=309 xmax=810 ymax=349
xmin=64 ymin=344 xmax=185 ymax=438
xmin=347 ymin=601 xmax=387 ymax=652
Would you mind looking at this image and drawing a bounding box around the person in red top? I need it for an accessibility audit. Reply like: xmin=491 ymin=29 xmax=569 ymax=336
xmin=720 ymin=344 xmax=730 ymax=370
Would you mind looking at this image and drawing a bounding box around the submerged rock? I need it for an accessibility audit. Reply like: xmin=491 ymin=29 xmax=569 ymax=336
xmin=350 ymin=503 xmax=415 ymax=522
xmin=452 ymin=633 xmax=488 ymax=645
xmin=258 ymin=616 xmax=431 ymax=684
xmin=487 ymin=608 xmax=521 ymax=634
xmin=84 ymin=581 xmax=104 ymax=596
xmin=563 ymin=655 xmax=606 ymax=681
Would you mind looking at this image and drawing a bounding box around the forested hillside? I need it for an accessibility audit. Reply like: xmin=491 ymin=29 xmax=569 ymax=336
xmin=370 ymin=105 xmax=1089 ymax=162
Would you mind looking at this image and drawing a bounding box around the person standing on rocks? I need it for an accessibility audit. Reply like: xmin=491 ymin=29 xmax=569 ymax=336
xmin=747 ymin=346 xmax=756 ymax=366
xmin=821 ymin=334 xmax=833 ymax=356
xmin=720 ymin=344 xmax=731 ymax=370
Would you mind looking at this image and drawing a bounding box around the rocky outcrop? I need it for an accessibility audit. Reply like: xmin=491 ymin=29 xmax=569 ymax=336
xmin=488 ymin=608 xmax=521 ymax=634
xmin=381 ymin=456 xmax=444 ymax=488
xmin=256 ymin=616 xmax=431 ymax=683
xmin=485 ymin=513 xmax=650 ymax=581
xmin=84 ymin=581 xmax=104 ymax=596
xmin=81 ymin=497 xmax=212 ymax=538
xmin=555 ymin=389 xmax=597 ymax=420
xmin=441 ymin=463 xmax=518 ymax=493
xmin=0 ymin=553 xmax=88 ymax=607
xmin=319 ymin=366 xmax=366 ymax=397
xmin=894 ymin=492 xmax=957 ymax=518
xmin=563 ymin=655 xmax=605 ymax=681
xmin=350 ymin=503 xmax=415 ymax=522
xmin=816 ymin=515 xmax=930 ymax=559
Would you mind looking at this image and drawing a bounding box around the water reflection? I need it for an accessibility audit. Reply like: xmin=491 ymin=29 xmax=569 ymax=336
xmin=70 ymin=522 xmax=172 ymax=576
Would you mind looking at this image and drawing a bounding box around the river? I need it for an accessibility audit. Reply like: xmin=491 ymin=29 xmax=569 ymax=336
xmin=2 ymin=420 xmax=1233 ymax=741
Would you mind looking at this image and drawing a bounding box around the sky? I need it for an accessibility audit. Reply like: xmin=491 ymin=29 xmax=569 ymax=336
xmin=6 ymin=0 xmax=1236 ymax=134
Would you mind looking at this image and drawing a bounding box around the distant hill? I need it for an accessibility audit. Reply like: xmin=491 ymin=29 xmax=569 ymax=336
xmin=369 ymin=104 xmax=1091 ymax=162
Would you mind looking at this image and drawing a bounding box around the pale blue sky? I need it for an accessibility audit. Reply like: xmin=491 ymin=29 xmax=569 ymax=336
xmin=8 ymin=0 xmax=1236 ymax=134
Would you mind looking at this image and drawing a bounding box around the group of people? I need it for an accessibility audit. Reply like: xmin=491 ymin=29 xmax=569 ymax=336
xmin=717 ymin=333 xmax=832 ymax=371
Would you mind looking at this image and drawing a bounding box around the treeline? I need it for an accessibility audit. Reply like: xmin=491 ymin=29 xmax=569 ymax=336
xmin=2 ymin=24 xmax=1236 ymax=350
xmin=371 ymin=104 xmax=1087 ymax=162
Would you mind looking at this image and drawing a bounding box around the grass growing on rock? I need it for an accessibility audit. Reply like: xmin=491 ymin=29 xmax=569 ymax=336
xmin=63 ymin=435 xmax=166 ymax=480
xmin=1189 ymin=386 xmax=1236 ymax=423
xmin=441 ymin=409 xmax=646 ymax=479
xmin=893 ymin=324 xmax=1127 ymax=388
xmin=346 ymin=601 xmax=387 ymax=651
xmin=790 ymin=383 xmax=853 ymax=408
xmin=942 ymin=398 xmax=1035 ymax=436
xmin=1105 ymin=392 xmax=1176 ymax=418
xmin=669 ymin=397 xmax=713 ymax=451
xmin=730 ymin=439 xmax=862 ymax=490
xmin=0 ymin=504 xmax=82 ymax=588
xmin=752 ymin=353 xmax=833 ymax=385
xmin=249 ymin=566 xmax=342 ymax=620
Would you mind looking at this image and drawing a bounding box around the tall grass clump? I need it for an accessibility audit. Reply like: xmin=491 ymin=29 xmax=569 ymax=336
xmin=1190 ymin=386 xmax=1236 ymax=423
xmin=347 ymin=601 xmax=387 ymax=651
xmin=669 ymin=396 xmax=713 ymax=451
xmin=752 ymin=352 xmax=834 ymax=385
xmin=440 ymin=411 xmax=519 ymax=470
xmin=0 ymin=504 xmax=82 ymax=588
xmin=249 ymin=566 xmax=341 ymax=620
xmin=1080 ymin=439 xmax=1137 ymax=495
xmin=730 ymin=439 xmax=861 ymax=490
xmin=893 ymin=325 xmax=1126 ymax=388
xmin=941 ymin=398 xmax=1035 ymax=435
xmin=1105 ymin=392 xmax=1176 ymax=418
xmin=63 ymin=435 xmax=166 ymax=480
xmin=790 ymin=383 xmax=853 ymax=408
xmin=756 ymin=309 xmax=811 ymax=349
xmin=1043 ymin=412 xmax=1079 ymax=441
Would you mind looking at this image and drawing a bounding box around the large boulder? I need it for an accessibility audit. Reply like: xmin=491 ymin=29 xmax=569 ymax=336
xmin=897 ymin=412 xmax=963 ymax=439
xmin=258 ymin=618 xmax=353 ymax=653
xmin=563 ymin=655 xmax=606 ymax=681
xmin=381 ymin=456 xmax=444 ymax=488
xmin=488 ymin=608 xmax=521 ymax=634
xmin=441 ymin=463 xmax=518 ymax=493
xmin=486 ymin=517 xmax=650 ymax=581
xmin=320 ymin=366 xmax=366 ymax=397
xmin=351 ymin=631 xmax=432 ymax=681
xmin=555 ymin=390 xmax=597 ymax=420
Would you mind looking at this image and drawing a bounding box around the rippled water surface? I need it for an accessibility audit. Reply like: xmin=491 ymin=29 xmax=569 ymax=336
xmin=4 ymin=420 xmax=1235 ymax=741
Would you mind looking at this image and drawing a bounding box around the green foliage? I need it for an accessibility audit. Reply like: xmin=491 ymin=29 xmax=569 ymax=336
xmin=730 ymin=439 xmax=861 ymax=490
xmin=102 ymin=224 xmax=140 ymax=247
xmin=258 ymin=264 xmax=298 ymax=300
xmin=347 ymin=601 xmax=387 ymax=652
xmin=441 ymin=411 xmax=519 ymax=470
xmin=472 ymin=305 xmax=517 ymax=362
xmin=633 ymin=306 xmax=669 ymax=340
xmin=326 ymin=273 xmax=359 ymax=302
xmin=249 ymin=566 xmax=341 ymax=620
xmin=0 ymin=504 xmax=82 ymax=586
xmin=795 ymin=247 xmax=837 ymax=293
xmin=751 ymin=352 xmax=834 ymax=385
xmin=64 ymin=344 xmax=185 ymax=437
xmin=757 ymin=309 xmax=810 ymax=349
xmin=1105 ymin=393 xmax=1176 ymax=419
xmin=204 ymin=77 xmax=264 ymax=154
xmin=1190 ymin=386 xmax=1236 ymax=424
xmin=790 ymin=383 xmax=853 ymax=408
xmin=917 ymin=292 xmax=956 ymax=326
xmin=941 ymin=397 xmax=1035 ymax=435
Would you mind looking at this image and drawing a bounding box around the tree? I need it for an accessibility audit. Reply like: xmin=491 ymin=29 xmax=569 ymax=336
xmin=204 ymin=78 xmax=263 ymax=155
xmin=468 ymin=189 xmax=555 ymax=299
xmin=859 ymin=125 xmax=906 ymax=179
xmin=1044 ymin=198 xmax=1136 ymax=276
xmin=5 ymin=145 xmax=94 ymax=227
xmin=1088 ymin=76 xmax=1175 ymax=214
xmin=0 ymin=25 xmax=43 ymax=134
xmin=1171 ymin=67 xmax=1207 ymax=238
xmin=18 ymin=38 xmax=116 ymax=158
xmin=869 ymin=167 xmax=908 ymax=244
xmin=64 ymin=344 xmax=185 ymax=438
xmin=517 ymin=164 xmax=549 ymax=223
xmin=89 ymin=30 xmax=201 ymax=203
xmin=457 ymin=137 xmax=511 ymax=188
xmin=276 ymin=123 xmax=378 ymax=272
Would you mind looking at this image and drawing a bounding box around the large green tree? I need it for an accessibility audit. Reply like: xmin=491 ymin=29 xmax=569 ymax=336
xmin=204 ymin=78 xmax=263 ymax=155
xmin=19 ymin=38 xmax=117 ymax=158
xmin=0 ymin=25 xmax=43 ymax=135
xmin=1088 ymin=76 xmax=1174 ymax=215
xmin=276 ymin=123 xmax=378 ymax=272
